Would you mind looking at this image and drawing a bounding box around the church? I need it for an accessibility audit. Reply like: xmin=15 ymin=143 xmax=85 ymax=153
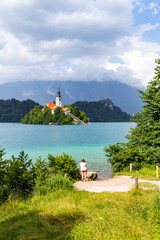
xmin=42 ymin=88 xmax=71 ymax=115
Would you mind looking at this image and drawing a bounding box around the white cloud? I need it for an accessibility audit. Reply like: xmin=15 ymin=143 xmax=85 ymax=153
xmin=135 ymin=0 xmax=160 ymax=15
xmin=149 ymin=2 xmax=160 ymax=15
xmin=0 ymin=0 xmax=159 ymax=88
xmin=119 ymin=37 xmax=160 ymax=86
xmin=136 ymin=23 xmax=159 ymax=35
xmin=0 ymin=0 xmax=33 ymax=8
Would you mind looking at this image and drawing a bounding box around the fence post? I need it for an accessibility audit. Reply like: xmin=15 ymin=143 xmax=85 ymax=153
xmin=135 ymin=177 xmax=138 ymax=189
xmin=156 ymin=166 xmax=159 ymax=179
xmin=130 ymin=163 xmax=132 ymax=172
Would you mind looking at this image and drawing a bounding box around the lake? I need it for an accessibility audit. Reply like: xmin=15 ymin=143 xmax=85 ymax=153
xmin=0 ymin=122 xmax=136 ymax=179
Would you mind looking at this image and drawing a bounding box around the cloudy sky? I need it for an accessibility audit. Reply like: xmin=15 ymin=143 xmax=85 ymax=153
xmin=0 ymin=0 xmax=160 ymax=88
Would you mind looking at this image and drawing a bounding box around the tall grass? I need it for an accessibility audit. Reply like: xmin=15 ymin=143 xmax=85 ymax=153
xmin=0 ymin=188 xmax=160 ymax=239
xmin=117 ymin=166 xmax=160 ymax=180
xmin=33 ymin=173 xmax=73 ymax=196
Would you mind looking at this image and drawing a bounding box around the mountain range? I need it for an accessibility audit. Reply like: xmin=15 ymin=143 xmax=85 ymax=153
xmin=0 ymin=80 xmax=143 ymax=114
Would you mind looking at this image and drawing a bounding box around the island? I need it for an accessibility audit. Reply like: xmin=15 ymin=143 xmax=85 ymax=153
xmin=0 ymin=89 xmax=130 ymax=124
xmin=21 ymin=88 xmax=89 ymax=125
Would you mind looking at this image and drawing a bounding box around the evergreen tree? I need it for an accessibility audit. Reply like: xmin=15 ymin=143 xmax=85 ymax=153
xmin=104 ymin=59 xmax=160 ymax=172
xmin=72 ymin=107 xmax=80 ymax=117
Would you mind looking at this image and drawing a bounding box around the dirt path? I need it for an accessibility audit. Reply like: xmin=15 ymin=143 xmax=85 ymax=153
xmin=73 ymin=176 xmax=160 ymax=193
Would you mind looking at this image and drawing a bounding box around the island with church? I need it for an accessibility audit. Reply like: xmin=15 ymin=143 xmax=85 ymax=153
xmin=0 ymin=88 xmax=130 ymax=123
xmin=21 ymin=88 xmax=90 ymax=125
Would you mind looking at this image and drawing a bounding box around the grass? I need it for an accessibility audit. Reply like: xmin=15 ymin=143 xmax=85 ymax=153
xmin=138 ymin=182 xmax=158 ymax=190
xmin=0 ymin=188 xmax=160 ymax=240
xmin=116 ymin=167 xmax=160 ymax=180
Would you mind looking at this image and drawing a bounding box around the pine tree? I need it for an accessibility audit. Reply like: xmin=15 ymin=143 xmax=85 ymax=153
xmin=104 ymin=59 xmax=160 ymax=172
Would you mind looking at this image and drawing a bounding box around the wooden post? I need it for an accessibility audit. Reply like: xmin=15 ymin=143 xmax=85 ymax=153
xmin=156 ymin=166 xmax=159 ymax=179
xmin=130 ymin=163 xmax=132 ymax=172
xmin=135 ymin=177 xmax=138 ymax=189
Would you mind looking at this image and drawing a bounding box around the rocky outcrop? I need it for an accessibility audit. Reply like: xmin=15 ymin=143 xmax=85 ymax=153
xmin=99 ymin=98 xmax=114 ymax=110
xmin=87 ymin=172 xmax=98 ymax=181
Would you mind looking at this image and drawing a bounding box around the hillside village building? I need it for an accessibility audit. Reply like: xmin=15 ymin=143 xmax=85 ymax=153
xmin=42 ymin=88 xmax=71 ymax=115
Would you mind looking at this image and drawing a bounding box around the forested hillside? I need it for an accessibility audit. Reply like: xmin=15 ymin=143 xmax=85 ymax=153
xmin=72 ymin=100 xmax=130 ymax=122
xmin=0 ymin=99 xmax=40 ymax=122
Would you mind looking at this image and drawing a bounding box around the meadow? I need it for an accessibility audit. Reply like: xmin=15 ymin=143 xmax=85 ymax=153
xmin=0 ymin=183 xmax=160 ymax=240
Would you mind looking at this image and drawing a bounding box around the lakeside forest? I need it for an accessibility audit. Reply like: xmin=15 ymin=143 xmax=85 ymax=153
xmin=0 ymin=59 xmax=160 ymax=239
xmin=0 ymin=99 xmax=40 ymax=122
xmin=72 ymin=100 xmax=130 ymax=122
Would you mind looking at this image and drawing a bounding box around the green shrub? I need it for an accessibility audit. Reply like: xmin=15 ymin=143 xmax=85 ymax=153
xmin=33 ymin=157 xmax=50 ymax=180
xmin=4 ymin=151 xmax=35 ymax=197
xmin=48 ymin=153 xmax=80 ymax=180
xmin=0 ymin=147 xmax=6 ymax=198
xmin=0 ymin=149 xmax=79 ymax=203
xmin=33 ymin=173 xmax=72 ymax=195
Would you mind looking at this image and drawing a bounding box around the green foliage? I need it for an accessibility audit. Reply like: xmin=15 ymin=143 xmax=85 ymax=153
xmin=0 ymin=99 xmax=40 ymax=122
xmin=104 ymin=59 xmax=160 ymax=172
xmin=65 ymin=104 xmax=73 ymax=111
xmin=64 ymin=114 xmax=74 ymax=124
xmin=48 ymin=153 xmax=80 ymax=180
xmin=0 ymin=147 xmax=6 ymax=201
xmin=151 ymin=189 xmax=160 ymax=223
xmin=0 ymin=148 xmax=79 ymax=202
xmin=0 ymin=189 xmax=160 ymax=239
xmin=22 ymin=106 xmax=53 ymax=124
xmin=66 ymin=105 xmax=88 ymax=123
xmin=21 ymin=102 xmax=89 ymax=125
xmin=4 ymin=151 xmax=35 ymax=198
xmin=33 ymin=173 xmax=72 ymax=196
xmin=72 ymin=100 xmax=130 ymax=122
xmin=33 ymin=157 xmax=50 ymax=180
xmin=72 ymin=106 xmax=80 ymax=117
xmin=116 ymin=167 xmax=160 ymax=180
xmin=40 ymin=106 xmax=53 ymax=124
xmin=21 ymin=105 xmax=75 ymax=125
xmin=0 ymin=147 xmax=6 ymax=181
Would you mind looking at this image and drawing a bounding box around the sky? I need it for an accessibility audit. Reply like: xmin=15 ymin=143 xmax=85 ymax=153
xmin=0 ymin=0 xmax=160 ymax=88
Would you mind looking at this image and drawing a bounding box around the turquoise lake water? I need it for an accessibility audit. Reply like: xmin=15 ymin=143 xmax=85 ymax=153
xmin=0 ymin=122 xmax=136 ymax=179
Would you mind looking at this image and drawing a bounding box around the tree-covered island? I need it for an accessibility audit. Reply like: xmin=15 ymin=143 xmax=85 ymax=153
xmin=21 ymin=88 xmax=89 ymax=125
xmin=21 ymin=105 xmax=88 ymax=125
xmin=0 ymin=89 xmax=131 ymax=124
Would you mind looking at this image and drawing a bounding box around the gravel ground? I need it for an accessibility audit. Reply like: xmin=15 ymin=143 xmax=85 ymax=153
xmin=73 ymin=176 xmax=160 ymax=193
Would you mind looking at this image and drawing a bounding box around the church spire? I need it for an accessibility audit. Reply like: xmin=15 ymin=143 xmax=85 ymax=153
xmin=56 ymin=88 xmax=62 ymax=107
xmin=58 ymin=88 xmax=61 ymax=97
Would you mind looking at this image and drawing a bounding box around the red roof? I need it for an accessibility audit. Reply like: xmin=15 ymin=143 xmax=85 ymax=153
xmin=42 ymin=103 xmax=59 ymax=111
xmin=47 ymin=103 xmax=57 ymax=109
xmin=62 ymin=107 xmax=70 ymax=112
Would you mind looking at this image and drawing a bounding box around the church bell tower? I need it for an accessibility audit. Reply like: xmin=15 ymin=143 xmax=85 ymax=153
xmin=56 ymin=88 xmax=62 ymax=107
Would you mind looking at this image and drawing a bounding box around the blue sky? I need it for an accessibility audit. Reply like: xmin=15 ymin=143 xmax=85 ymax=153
xmin=0 ymin=0 xmax=159 ymax=88
xmin=133 ymin=0 xmax=160 ymax=42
